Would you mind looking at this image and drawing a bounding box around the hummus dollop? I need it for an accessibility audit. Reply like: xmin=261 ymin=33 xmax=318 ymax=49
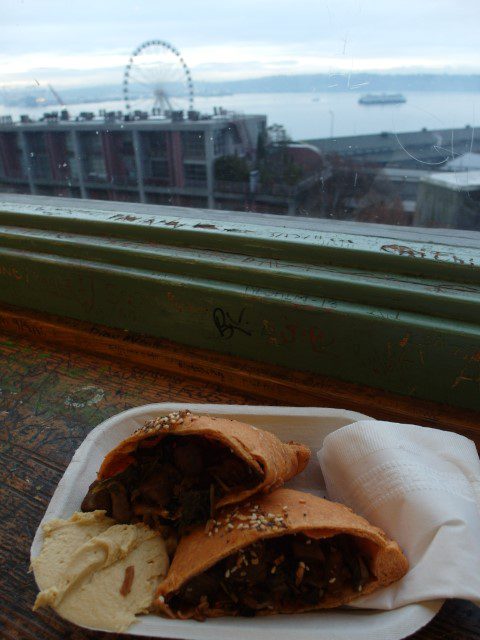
xmin=32 ymin=510 xmax=169 ymax=632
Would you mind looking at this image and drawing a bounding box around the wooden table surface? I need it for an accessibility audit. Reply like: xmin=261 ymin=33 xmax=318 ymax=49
xmin=1 ymin=327 xmax=479 ymax=640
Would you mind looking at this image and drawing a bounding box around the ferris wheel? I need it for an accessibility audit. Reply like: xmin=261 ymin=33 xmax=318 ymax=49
xmin=123 ymin=40 xmax=194 ymax=115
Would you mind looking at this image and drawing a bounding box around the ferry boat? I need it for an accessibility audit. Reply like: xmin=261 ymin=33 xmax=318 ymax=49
xmin=358 ymin=93 xmax=406 ymax=105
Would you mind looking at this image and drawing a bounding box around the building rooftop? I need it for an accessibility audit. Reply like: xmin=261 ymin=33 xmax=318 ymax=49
xmin=422 ymin=170 xmax=480 ymax=191
xmin=442 ymin=152 xmax=480 ymax=171
xmin=0 ymin=111 xmax=265 ymax=131
xmin=306 ymin=126 xmax=477 ymax=155
xmin=381 ymin=167 xmax=430 ymax=180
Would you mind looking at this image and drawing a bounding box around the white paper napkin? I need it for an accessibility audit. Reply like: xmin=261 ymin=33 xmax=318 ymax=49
xmin=317 ymin=420 xmax=480 ymax=609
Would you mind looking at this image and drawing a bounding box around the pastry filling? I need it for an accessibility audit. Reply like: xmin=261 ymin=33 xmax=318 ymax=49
xmin=167 ymin=533 xmax=372 ymax=619
xmin=81 ymin=435 xmax=263 ymax=530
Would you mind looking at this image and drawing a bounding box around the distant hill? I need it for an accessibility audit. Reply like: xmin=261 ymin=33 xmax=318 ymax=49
xmin=3 ymin=73 xmax=480 ymax=107
xmin=197 ymin=73 xmax=480 ymax=94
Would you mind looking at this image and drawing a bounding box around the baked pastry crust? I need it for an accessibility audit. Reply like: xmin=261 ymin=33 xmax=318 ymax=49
xmin=156 ymin=488 xmax=408 ymax=617
xmin=97 ymin=412 xmax=310 ymax=510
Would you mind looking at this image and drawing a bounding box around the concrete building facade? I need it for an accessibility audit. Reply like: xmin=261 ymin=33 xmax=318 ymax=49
xmin=414 ymin=170 xmax=480 ymax=229
xmin=0 ymin=112 xmax=266 ymax=210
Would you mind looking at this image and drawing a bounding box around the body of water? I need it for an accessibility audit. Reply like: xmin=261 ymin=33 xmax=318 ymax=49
xmin=2 ymin=91 xmax=478 ymax=140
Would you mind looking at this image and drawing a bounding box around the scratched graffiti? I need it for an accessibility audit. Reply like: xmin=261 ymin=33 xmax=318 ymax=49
xmin=0 ymin=263 xmax=27 ymax=281
xmin=261 ymin=319 xmax=336 ymax=353
xmin=381 ymin=244 xmax=426 ymax=258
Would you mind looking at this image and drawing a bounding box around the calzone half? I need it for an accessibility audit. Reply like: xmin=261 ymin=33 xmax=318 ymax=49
xmin=156 ymin=488 xmax=409 ymax=619
xmin=81 ymin=411 xmax=310 ymax=531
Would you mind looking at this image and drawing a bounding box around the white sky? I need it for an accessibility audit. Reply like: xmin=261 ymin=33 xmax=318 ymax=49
xmin=2 ymin=0 xmax=479 ymax=88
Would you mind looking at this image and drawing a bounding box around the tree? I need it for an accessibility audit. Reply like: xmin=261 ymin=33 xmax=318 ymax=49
xmin=256 ymin=130 xmax=268 ymax=163
xmin=258 ymin=140 xmax=305 ymax=187
xmin=307 ymin=154 xmax=373 ymax=218
xmin=267 ymin=124 xmax=290 ymax=144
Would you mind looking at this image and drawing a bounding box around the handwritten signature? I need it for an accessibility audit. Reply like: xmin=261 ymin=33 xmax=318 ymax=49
xmin=213 ymin=307 xmax=252 ymax=339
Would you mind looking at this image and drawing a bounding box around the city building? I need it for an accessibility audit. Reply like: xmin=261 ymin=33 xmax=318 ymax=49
xmin=441 ymin=152 xmax=480 ymax=171
xmin=0 ymin=110 xmax=268 ymax=210
xmin=306 ymin=126 xmax=479 ymax=169
xmin=414 ymin=170 xmax=480 ymax=229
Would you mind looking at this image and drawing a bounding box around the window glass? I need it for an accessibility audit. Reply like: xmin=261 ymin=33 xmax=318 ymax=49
xmin=1 ymin=0 xmax=479 ymax=230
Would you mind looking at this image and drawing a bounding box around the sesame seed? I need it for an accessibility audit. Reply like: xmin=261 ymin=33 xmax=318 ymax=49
xmin=271 ymin=566 xmax=277 ymax=574
xmin=299 ymin=499 xmax=306 ymax=504
xmin=306 ymin=539 xmax=312 ymax=545
xmin=329 ymin=577 xmax=336 ymax=584
xmin=158 ymin=595 xmax=165 ymax=603
xmin=225 ymin=570 xmax=230 ymax=578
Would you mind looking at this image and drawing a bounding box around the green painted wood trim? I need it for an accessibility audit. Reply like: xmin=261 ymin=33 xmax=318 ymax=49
xmin=0 ymin=225 xmax=479 ymax=325
xmin=0 ymin=198 xmax=479 ymax=283
xmin=0 ymin=195 xmax=479 ymax=410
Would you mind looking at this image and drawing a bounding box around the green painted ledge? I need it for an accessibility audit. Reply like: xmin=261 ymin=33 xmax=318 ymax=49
xmin=0 ymin=194 xmax=479 ymax=411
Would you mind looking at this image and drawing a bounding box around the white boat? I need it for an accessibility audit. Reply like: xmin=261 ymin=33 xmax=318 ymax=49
xmin=358 ymin=93 xmax=406 ymax=105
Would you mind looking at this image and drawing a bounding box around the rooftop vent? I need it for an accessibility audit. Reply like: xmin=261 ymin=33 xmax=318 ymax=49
xmin=41 ymin=112 xmax=59 ymax=123
xmin=171 ymin=110 xmax=184 ymax=122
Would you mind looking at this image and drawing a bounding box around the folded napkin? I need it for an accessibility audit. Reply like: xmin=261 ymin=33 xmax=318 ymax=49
xmin=318 ymin=420 xmax=480 ymax=609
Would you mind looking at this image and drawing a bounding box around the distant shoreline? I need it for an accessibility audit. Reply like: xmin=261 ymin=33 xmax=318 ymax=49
xmin=2 ymin=90 xmax=478 ymax=141
xmin=2 ymin=72 xmax=480 ymax=105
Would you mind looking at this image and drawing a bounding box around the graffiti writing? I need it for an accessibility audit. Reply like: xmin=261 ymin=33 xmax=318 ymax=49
xmin=213 ymin=307 xmax=252 ymax=339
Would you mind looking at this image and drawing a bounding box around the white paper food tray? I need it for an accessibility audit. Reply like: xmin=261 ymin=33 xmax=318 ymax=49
xmin=31 ymin=403 xmax=443 ymax=640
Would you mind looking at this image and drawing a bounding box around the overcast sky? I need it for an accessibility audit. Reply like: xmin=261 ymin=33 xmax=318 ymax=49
xmin=2 ymin=0 xmax=479 ymax=89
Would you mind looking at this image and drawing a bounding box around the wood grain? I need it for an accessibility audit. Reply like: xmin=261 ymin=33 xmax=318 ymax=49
xmin=0 ymin=306 xmax=479 ymax=639
xmin=0 ymin=302 xmax=479 ymax=448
